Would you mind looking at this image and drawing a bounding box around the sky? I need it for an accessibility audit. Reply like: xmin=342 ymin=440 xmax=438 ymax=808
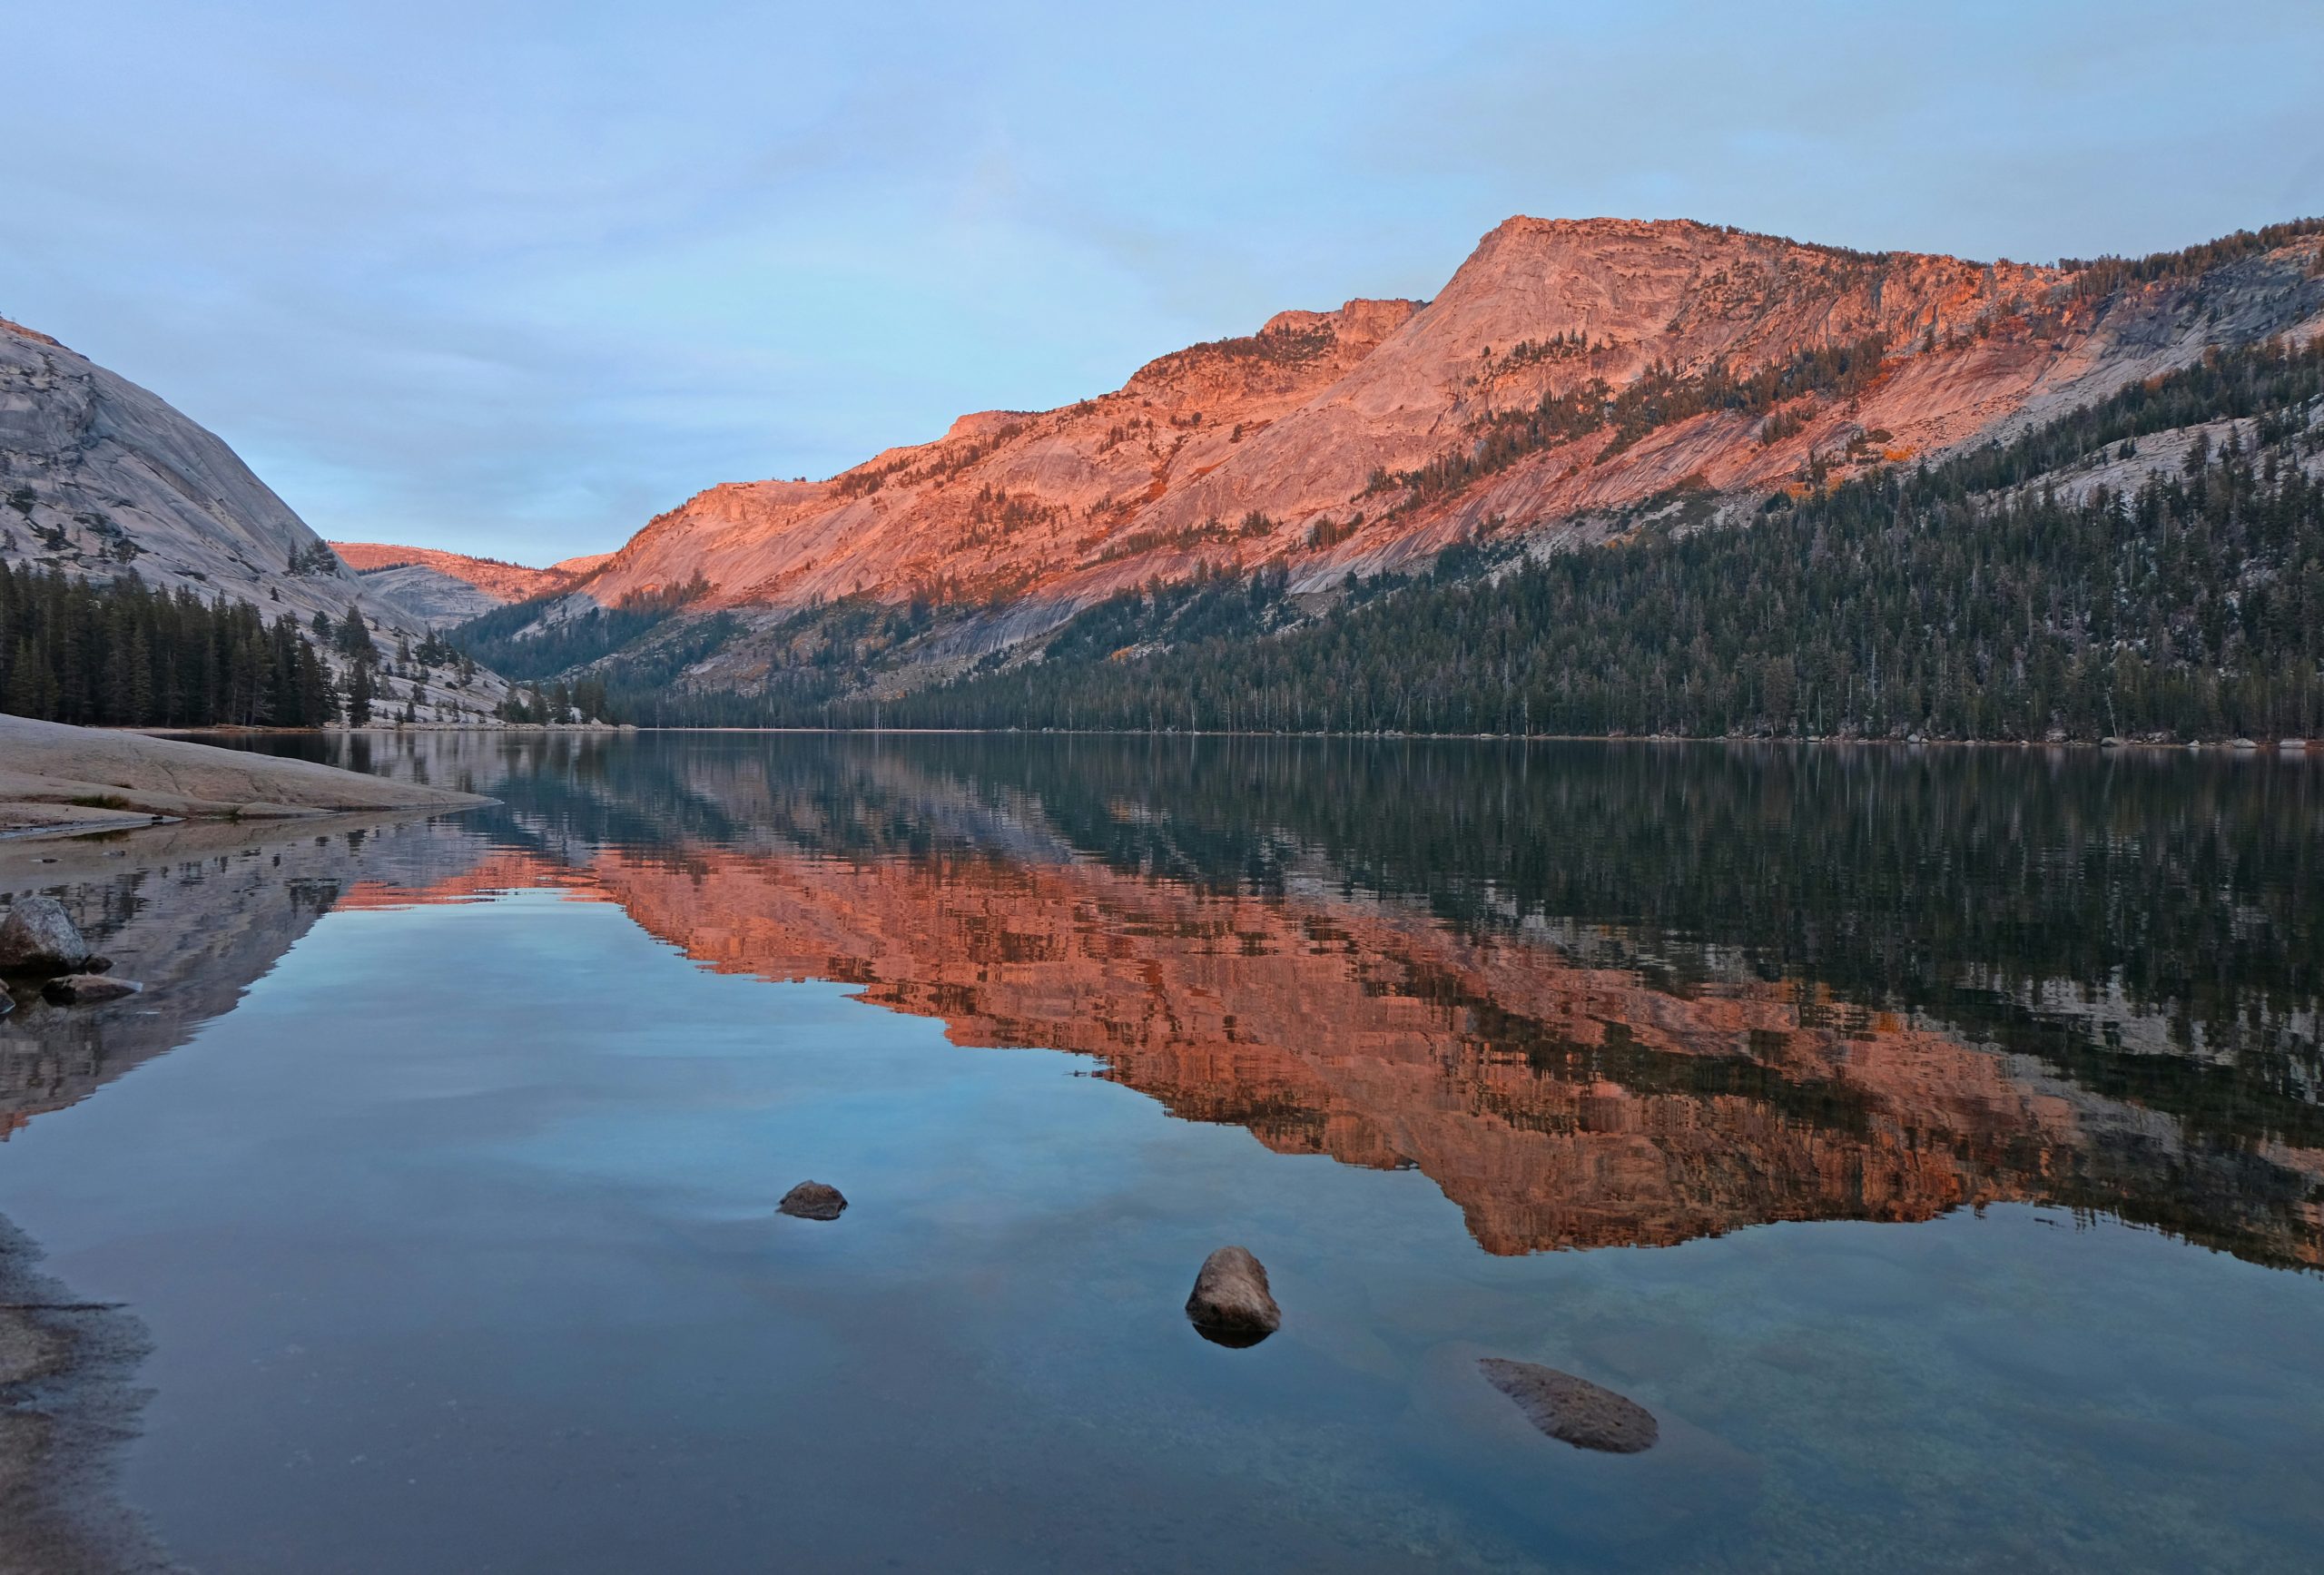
xmin=7 ymin=1 xmax=2323 ymax=566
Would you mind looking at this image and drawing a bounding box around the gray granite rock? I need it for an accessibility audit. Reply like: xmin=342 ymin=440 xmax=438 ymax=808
xmin=1479 ymin=1358 xmax=1659 ymax=1453
xmin=778 ymin=1181 xmax=848 ymax=1221
xmin=1185 ymin=1246 xmax=1281 ymax=1346
xmin=0 ymin=896 xmax=90 ymax=975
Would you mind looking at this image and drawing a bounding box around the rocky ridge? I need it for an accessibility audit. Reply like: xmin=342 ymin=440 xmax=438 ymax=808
xmin=508 ymin=216 xmax=2324 ymax=694
xmin=328 ymin=543 xmax=608 ymax=626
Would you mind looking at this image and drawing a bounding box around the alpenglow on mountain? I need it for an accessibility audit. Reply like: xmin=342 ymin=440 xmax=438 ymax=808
xmin=457 ymin=213 xmax=2324 ymax=724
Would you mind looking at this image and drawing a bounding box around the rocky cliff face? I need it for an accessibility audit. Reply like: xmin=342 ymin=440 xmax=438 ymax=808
xmin=0 ymin=317 xmax=520 ymax=714
xmin=329 ymin=542 xmax=605 ymax=626
xmin=536 ymin=217 xmax=2324 ymax=686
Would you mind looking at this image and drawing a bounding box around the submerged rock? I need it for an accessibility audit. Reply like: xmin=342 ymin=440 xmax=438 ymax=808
xmin=778 ymin=1181 xmax=848 ymax=1220
xmin=1479 ymin=1358 xmax=1659 ymax=1453
xmin=0 ymin=896 xmax=91 ymax=975
xmin=1185 ymin=1245 xmax=1281 ymax=1346
xmin=41 ymin=974 xmax=143 ymax=1005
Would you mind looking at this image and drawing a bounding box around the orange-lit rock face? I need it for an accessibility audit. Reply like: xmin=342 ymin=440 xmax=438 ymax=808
xmin=350 ymin=837 xmax=2323 ymax=1268
xmin=329 ymin=542 xmax=580 ymax=603
xmin=567 ymin=217 xmax=2323 ymax=628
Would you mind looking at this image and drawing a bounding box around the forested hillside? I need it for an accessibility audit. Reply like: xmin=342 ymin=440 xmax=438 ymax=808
xmin=613 ymin=335 xmax=2324 ymax=742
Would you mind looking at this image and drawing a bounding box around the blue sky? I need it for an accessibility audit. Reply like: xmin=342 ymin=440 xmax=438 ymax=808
xmin=8 ymin=1 xmax=2322 ymax=565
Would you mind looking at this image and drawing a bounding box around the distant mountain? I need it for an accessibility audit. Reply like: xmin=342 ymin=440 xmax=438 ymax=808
xmin=479 ymin=215 xmax=2324 ymax=714
xmin=330 ymin=542 xmax=607 ymax=626
xmin=0 ymin=317 xmax=520 ymax=720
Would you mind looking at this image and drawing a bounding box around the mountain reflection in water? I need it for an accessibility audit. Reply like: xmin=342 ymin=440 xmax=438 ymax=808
xmin=55 ymin=729 xmax=2308 ymax=1275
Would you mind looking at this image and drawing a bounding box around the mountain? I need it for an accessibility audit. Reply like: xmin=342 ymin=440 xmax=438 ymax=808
xmin=843 ymin=332 xmax=2324 ymax=741
xmin=330 ymin=541 xmax=609 ymax=626
xmin=0 ymin=316 xmax=522 ymax=721
xmin=481 ymin=215 xmax=2324 ymax=716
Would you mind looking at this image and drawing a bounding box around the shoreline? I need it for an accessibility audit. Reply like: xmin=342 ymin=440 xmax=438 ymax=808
xmin=143 ymin=723 xmax=2322 ymax=753
xmin=127 ymin=723 xmax=629 ymax=737
xmin=0 ymin=714 xmax=497 ymax=838
xmin=0 ymin=1218 xmax=177 ymax=1575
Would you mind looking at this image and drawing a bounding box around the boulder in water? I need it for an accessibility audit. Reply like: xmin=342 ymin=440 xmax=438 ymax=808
xmin=41 ymin=974 xmax=143 ymax=1005
xmin=1479 ymin=1358 xmax=1659 ymax=1453
xmin=778 ymin=1181 xmax=848 ymax=1220
xmin=1185 ymin=1246 xmax=1281 ymax=1346
xmin=0 ymin=896 xmax=91 ymax=975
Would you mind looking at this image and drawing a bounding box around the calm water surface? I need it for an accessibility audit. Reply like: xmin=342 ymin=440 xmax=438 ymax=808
xmin=3 ymin=734 xmax=2320 ymax=1572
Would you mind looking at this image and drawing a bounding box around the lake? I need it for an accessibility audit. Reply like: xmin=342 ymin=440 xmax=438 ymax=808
xmin=3 ymin=733 xmax=2320 ymax=1572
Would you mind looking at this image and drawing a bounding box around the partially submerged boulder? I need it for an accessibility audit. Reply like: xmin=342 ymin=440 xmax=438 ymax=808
xmin=1185 ymin=1245 xmax=1281 ymax=1346
xmin=0 ymin=896 xmax=90 ymax=975
xmin=41 ymin=974 xmax=142 ymax=1005
xmin=778 ymin=1181 xmax=848 ymax=1221
xmin=1479 ymin=1358 xmax=1659 ymax=1453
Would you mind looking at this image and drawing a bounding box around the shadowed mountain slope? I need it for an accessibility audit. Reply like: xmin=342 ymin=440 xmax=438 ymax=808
xmin=0 ymin=318 xmax=521 ymax=718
